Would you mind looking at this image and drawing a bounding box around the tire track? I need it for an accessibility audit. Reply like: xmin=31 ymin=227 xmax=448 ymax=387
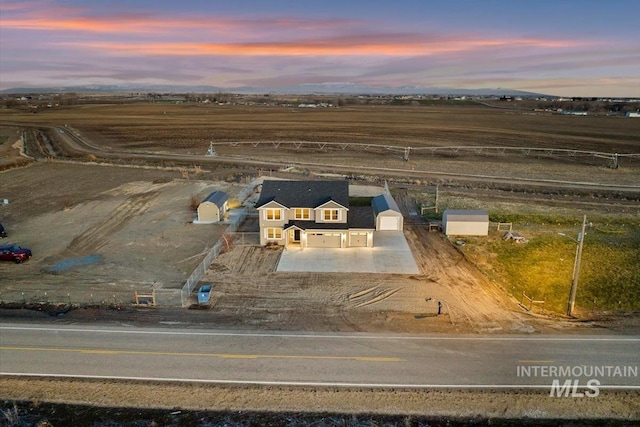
xmin=348 ymin=286 xmax=404 ymax=308
xmin=66 ymin=191 xmax=159 ymax=255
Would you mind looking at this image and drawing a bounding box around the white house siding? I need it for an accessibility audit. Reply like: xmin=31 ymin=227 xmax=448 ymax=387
xmin=442 ymin=210 xmax=489 ymax=236
xmin=257 ymin=200 xmax=288 ymax=246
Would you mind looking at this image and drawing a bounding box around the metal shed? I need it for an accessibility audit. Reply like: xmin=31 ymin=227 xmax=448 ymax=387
xmin=197 ymin=191 xmax=229 ymax=223
xmin=442 ymin=209 xmax=489 ymax=236
xmin=372 ymin=193 xmax=403 ymax=231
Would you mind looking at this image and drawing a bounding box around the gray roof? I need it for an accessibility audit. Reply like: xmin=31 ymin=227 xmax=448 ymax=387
xmin=372 ymin=193 xmax=401 ymax=215
xmin=347 ymin=206 xmax=376 ymax=228
xmin=443 ymin=209 xmax=489 ymax=222
xmin=284 ymin=206 xmax=374 ymax=230
xmin=202 ymin=191 xmax=228 ymax=208
xmin=256 ymin=180 xmax=349 ymax=209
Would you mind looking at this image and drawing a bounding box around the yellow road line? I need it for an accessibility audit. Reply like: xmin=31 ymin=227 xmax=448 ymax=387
xmin=0 ymin=346 xmax=403 ymax=362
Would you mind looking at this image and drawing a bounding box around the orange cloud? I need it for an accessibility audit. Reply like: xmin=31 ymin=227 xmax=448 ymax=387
xmin=2 ymin=2 xmax=588 ymax=51
xmin=2 ymin=16 xmax=249 ymax=34
xmin=1 ymin=5 xmax=354 ymax=35
xmin=60 ymin=36 xmax=587 ymax=57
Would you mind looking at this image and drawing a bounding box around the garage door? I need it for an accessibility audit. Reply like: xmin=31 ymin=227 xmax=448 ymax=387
xmin=307 ymin=233 xmax=342 ymax=248
xmin=349 ymin=232 xmax=368 ymax=247
xmin=379 ymin=216 xmax=399 ymax=231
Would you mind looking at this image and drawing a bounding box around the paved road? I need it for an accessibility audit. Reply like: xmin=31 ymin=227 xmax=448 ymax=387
xmin=1 ymin=323 xmax=638 ymax=389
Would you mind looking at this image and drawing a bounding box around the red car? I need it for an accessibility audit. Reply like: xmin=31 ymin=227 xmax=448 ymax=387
xmin=0 ymin=244 xmax=32 ymax=263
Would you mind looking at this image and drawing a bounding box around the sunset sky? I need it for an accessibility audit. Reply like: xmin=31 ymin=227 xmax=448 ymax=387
xmin=1 ymin=0 xmax=639 ymax=96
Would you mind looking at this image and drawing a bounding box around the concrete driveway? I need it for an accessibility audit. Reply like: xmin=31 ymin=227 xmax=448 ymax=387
xmin=276 ymin=231 xmax=420 ymax=274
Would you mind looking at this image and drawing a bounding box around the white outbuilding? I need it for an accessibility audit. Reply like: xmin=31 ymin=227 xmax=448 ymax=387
xmin=442 ymin=209 xmax=489 ymax=236
xmin=372 ymin=193 xmax=404 ymax=231
xmin=197 ymin=191 xmax=229 ymax=223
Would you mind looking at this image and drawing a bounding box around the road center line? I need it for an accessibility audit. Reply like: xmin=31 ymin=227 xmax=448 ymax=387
xmin=0 ymin=346 xmax=403 ymax=363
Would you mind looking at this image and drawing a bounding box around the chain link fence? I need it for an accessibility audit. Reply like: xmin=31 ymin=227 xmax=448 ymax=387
xmin=180 ymin=178 xmax=262 ymax=306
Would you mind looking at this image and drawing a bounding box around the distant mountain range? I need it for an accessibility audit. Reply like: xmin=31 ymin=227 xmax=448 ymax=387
xmin=0 ymin=82 xmax=548 ymax=97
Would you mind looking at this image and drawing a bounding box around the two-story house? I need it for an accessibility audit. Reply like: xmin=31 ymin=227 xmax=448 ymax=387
xmin=256 ymin=180 xmax=375 ymax=248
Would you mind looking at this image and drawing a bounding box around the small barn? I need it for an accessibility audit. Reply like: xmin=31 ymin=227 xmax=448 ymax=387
xmin=442 ymin=210 xmax=489 ymax=236
xmin=372 ymin=193 xmax=403 ymax=231
xmin=197 ymin=191 xmax=229 ymax=223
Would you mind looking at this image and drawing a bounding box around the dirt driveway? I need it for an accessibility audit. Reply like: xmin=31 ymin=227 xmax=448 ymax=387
xmin=200 ymin=224 xmax=540 ymax=334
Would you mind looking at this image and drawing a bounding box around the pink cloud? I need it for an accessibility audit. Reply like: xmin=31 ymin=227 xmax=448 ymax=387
xmin=59 ymin=35 xmax=590 ymax=58
xmin=1 ymin=2 xmax=356 ymax=35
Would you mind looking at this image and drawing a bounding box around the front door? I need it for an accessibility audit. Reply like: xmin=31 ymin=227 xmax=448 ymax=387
xmin=288 ymin=228 xmax=301 ymax=245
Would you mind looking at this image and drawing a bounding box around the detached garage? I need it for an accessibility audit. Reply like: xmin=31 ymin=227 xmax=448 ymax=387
xmin=372 ymin=193 xmax=403 ymax=231
xmin=442 ymin=210 xmax=489 ymax=236
xmin=197 ymin=191 xmax=229 ymax=223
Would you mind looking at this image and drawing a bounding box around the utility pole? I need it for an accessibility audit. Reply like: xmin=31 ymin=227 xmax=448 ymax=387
xmin=567 ymin=215 xmax=587 ymax=317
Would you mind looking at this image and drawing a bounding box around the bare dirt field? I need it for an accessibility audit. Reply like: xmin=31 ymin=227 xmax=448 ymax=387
xmin=2 ymin=378 xmax=638 ymax=425
xmin=3 ymin=103 xmax=638 ymax=153
xmin=0 ymin=162 xmax=248 ymax=306
xmin=1 ymin=102 xmax=639 ymax=422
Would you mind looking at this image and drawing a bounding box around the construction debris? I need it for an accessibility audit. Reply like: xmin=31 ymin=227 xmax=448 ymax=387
xmin=502 ymin=231 xmax=528 ymax=243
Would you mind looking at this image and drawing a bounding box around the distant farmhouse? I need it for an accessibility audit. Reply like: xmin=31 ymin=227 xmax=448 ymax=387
xmin=255 ymin=180 xmax=403 ymax=248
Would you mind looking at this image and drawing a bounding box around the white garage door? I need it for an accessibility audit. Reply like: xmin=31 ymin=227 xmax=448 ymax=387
xmin=349 ymin=232 xmax=368 ymax=247
xmin=307 ymin=233 xmax=342 ymax=248
xmin=379 ymin=216 xmax=399 ymax=231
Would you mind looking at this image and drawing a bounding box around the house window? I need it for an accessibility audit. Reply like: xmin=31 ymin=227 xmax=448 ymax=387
xmin=323 ymin=209 xmax=339 ymax=221
xmin=266 ymin=227 xmax=282 ymax=239
xmin=294 ymin=208 xmax=310 ymax=220
xmin=265 ymin=209 xmax=281 ymax=220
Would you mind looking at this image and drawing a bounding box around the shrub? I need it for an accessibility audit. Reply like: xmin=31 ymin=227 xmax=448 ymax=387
xmin=190 ymin=194 xmax=200 ymax=211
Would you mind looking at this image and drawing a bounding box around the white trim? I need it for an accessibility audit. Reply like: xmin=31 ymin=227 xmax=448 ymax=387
xmin=315 ymin=200 xmax=348 ymax=210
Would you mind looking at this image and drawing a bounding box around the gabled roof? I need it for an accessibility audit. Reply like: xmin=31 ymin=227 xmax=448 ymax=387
xmin=256 ymin=180 xmax=349 ymax=209
xmin=347 ymin=206 xmax=376 ymax=229
xmin=202 ymin=191 xmax=228 ymax=208
xmin=284 ymin=221 xmax=350 ymax=230
xmin=372 ymin=193 xmax=401 ymax=215
xmin=283 ymin=206 xmax=374 ymax=230
xmin=256 ymin=199 xmax=288 ymax=210
xmin=313 ymin=199 xmax=349 ymax=210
